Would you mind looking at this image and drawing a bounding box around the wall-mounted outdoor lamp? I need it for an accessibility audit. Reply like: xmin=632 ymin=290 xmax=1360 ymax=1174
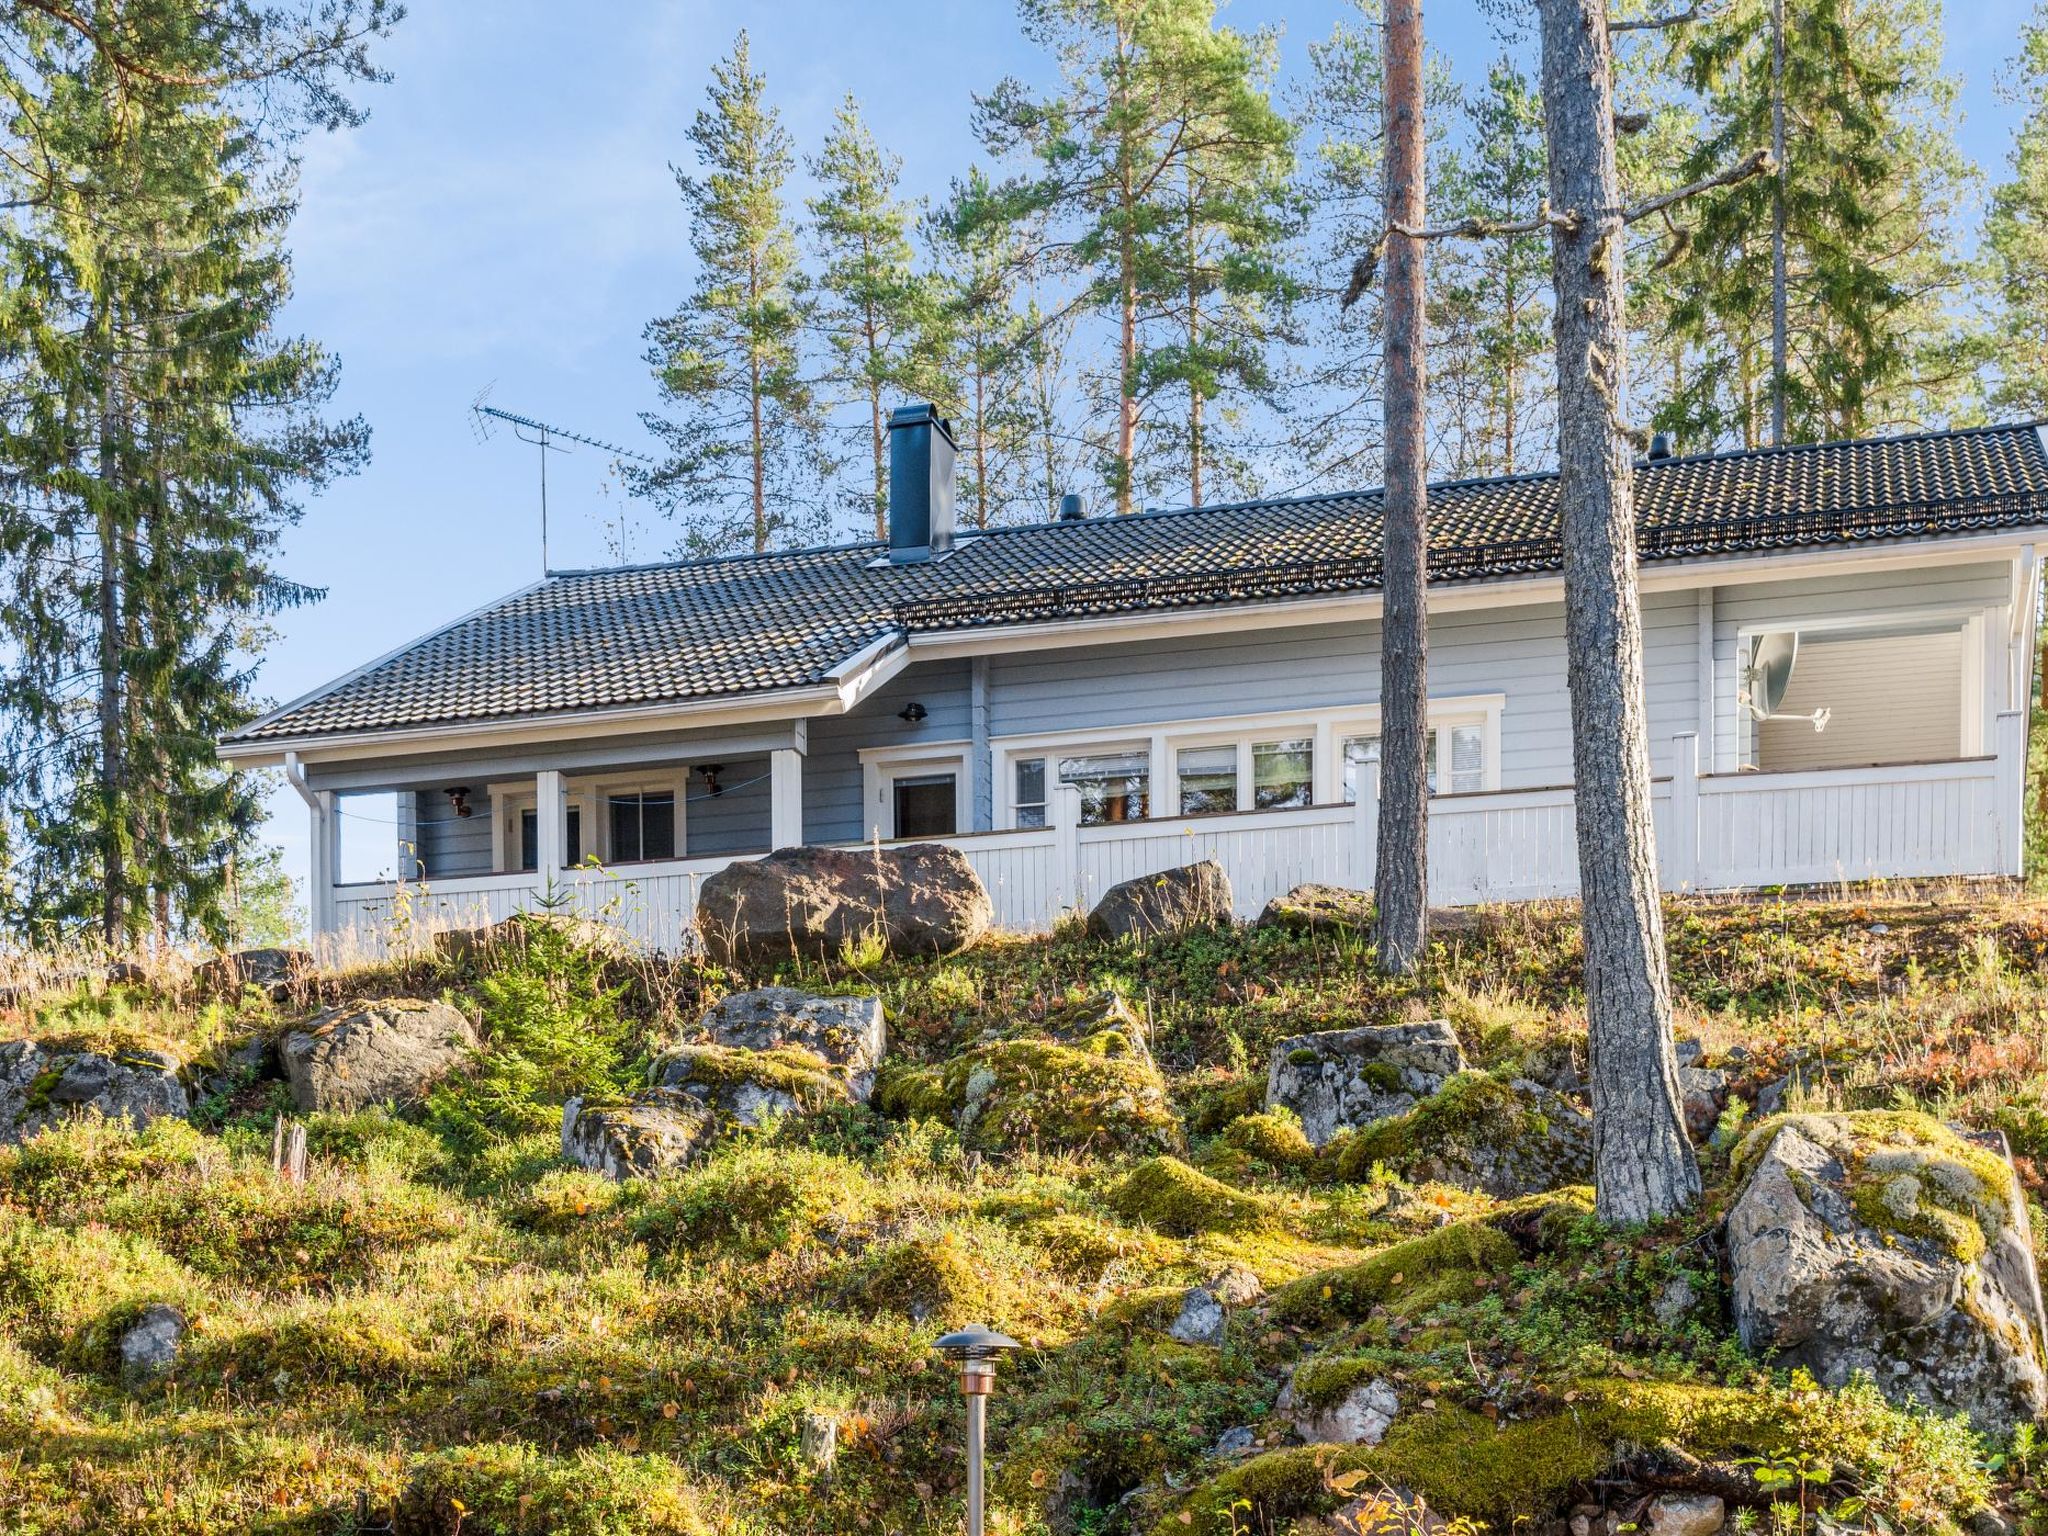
xmin=446 ymin=786 xmax=472 ymax=819
xmin=696 ymin=764 xmax=725 ymax=798
xmin=934 ymin=1323 xmax=1019 ymax=1536
xmin=898 ymin=701 xmax=929 ymax=723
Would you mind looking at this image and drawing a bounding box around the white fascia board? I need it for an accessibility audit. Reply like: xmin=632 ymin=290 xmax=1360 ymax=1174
xmin=902 ymin=529 xmax=2048 ymax=662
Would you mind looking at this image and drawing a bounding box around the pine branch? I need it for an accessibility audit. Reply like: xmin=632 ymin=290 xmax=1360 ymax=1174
xmin=1622 ymin=147 xmax=1774 ymax=224
xmin=1609 ymin=0 xmax=1723 ymax=31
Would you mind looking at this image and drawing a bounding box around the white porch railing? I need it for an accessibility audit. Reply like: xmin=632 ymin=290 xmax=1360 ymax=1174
xmin=325 ymin=710 xmax=2026 ymax=955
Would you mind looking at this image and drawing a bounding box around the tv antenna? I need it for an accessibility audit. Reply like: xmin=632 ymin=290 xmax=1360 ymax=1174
xmin=471 ymin=385 xmax=653 ymax=574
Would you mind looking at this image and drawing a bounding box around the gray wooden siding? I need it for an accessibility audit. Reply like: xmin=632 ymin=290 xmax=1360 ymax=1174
xmin=803 ymin=659 xmax=972 ymax=844
xmin=687 ymin=754 xmax=775 ymax=857
xmin=1761 ymin=629 xmax=1964 ymax=769
xmin=412 ymin=786 xmax=494 ymax=878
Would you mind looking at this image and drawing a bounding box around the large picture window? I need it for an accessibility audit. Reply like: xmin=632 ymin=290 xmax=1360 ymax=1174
xmin=1342 ymin=721 xmax=1486 ymax=800
xmin=1061 ymin=749 xmax=1149 ymax=824
xmin=1177 ymin=745 xmax=1238 ymax=815
xmin=1252 ymin=737 xmax=1314 ymax=809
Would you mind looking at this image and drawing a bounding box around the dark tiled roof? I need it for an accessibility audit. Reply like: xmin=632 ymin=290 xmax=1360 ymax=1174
xmin=227 ymin=422 xmax=2048 ymax=745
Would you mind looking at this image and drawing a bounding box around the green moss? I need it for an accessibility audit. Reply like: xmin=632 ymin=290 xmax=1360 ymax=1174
xmin=1328 ymin=1071 xmax=1550 ymax=1184
xmin=876 ymin=1032 xmax=1182 ymax=1156
xmin=399 ymin=1443 xmax=714 ymax=1535
xmin=1105 ymin=1156 xmax=1277 ymax=1237
xmin=1289 ymin=1349 xmax=1407 ymax=1410
xmin=855 ymin=1233 xmax=995 ymax=1325
xmin=1220 ymin=1110 xmax=1317 ymax=1169
xmin=1734 ymin=1109 xmax=2020 ymax=1266
xmin=1021 ymin=1212 xmax=1175 ymax=1280
xmin=1183 ymin=1075 xmax=1266 ymax=1136
xmin=1095 ymin=1284 xmax=1185 ymax=1332
xmin=634 ymin=1146 xmax=870 ymax=1260
xmin=1268 ymin=1205 xmax=1547 ymax=1326
xmin=652 ymin=1043 xmax=847 ymax=1107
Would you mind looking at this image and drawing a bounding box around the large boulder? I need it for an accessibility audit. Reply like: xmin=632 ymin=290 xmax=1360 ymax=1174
xmin=119 ymin=1304 xmax=186 ymax=1388
xmin=1087 ymin=859 xmax=1233 ymax=942
xmin=1265 ymin=1020 xmax=1467 ymax=1147
xmin=648 ymin=1043 xmax=852 ymax=1128
xmin=195 ymin=946 xmax=312 ymax=998
xmin=0 ymin=1039 xmax=189 ymax=1144
xmin=1726 ymin=1111 xmax=2048 ymax=1435
xmin=695 ymin=843 xmax=991 ymax=967
xmin=561 ymin=1090 xmax=719 ymax=1180
xmin=280 ymin=999 xmax=478 ymax=1114
xmin=696 ymin=987 xmax=885 ymax=1100
xmin=1256 ymin=883 xmax=1374 ymax=935
xmin=1277 ymin=1366 xmax=1399 ymax=1447
xmin=1332 ymin=1074 xmax=1594 ymax=1197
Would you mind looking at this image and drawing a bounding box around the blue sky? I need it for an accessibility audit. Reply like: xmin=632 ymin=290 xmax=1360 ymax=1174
xmin=268 ymin=0 xmax=2036 ymax=894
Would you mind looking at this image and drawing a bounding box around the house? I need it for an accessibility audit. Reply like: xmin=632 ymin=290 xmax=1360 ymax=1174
xmin=219 ymin=406 xmax=2048 ymax=952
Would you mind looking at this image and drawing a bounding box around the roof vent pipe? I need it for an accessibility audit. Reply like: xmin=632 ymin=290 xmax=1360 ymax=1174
xmin=887 ymin=403 xmax=957 ymax=564
xmin=1057 ymin=493 xmax=1085 ymax=521
xmin=1648 ymin=431 xmax=1676 ymax=461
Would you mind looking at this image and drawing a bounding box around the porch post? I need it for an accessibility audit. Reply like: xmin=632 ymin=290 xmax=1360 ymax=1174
xmin=309 ymin=791 xmax=337 ymax=938
xmin=1052 ymin=782 xmax=1083 ymax=921
xmin=1352 ymin=763 xmax=1380 ymax=892
xmin=535 ymin=768 xmax=565 ymax=889
xmin=1665 ymin=732 xmax=1700 ymax=893
xmin=1996 ymin=709 xmax=2027 ymax=877
xmin=771 ymin=748 xmax=804 ymax=849
xmin=969 ymin=656 xmax=994 ymax=832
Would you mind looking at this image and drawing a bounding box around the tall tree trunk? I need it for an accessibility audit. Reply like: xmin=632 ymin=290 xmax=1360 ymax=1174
xmin=95 ymin=297 xmax=126 ymax=946
xmin=749 ymin=251 xmax=768 ymax=553
xmin=1769 ymin=0 xmax=1788 ymax=445
xmin=869 ymin=374 xmax=886 ymax=541
xmin=973 ymin=360 xmax=990 ymax=529
xmin=1537 ymin=0 xmax=1700 ymax=1222
xmin=1187 ymin=177 xmax=1205 ymax=508
xmin=1377 ymin=0 xmax=1430 ymax=976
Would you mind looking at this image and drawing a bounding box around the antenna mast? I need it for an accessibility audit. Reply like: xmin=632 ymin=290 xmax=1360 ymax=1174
xmin=471 ymin=387 xmax=653 ymax=573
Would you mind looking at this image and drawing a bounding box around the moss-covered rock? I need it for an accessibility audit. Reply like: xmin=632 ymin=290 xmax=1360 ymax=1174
xmin=1255 ymin=883 xmax=1374 ymax=935
xmin=1106 ymin=1156 xmax=1278 ymax=1237
xmin=1327 ymin=1072 xmax=1592 ymax=1196
xmin=1268 ymin=1208 xmax=1526 ymax=1327
xmin=1219 ymin=1109 xmax=1317 ymax=1170
xmin=877 ymin=1030 xmax=1182 ymax=1156
xmin=647 ymin=1042 xmax=851 ymax=1126
xmin=1265 ymin=1021 xmax=1467 ymax=1147
xmin=1727 ymin=1109 xmax=2048 ymax=1434
xmin=854 ymin=1233 xmax=1002 ymax=1326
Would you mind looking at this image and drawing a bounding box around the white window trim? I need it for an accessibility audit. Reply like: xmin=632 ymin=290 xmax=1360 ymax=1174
xmin=991 ymin=696 xmax=1506 ymax=828
xmin=858 ymin=741 xmax=971 ymax=841
xmin=488 ymin=770 xmax=690 ymax=872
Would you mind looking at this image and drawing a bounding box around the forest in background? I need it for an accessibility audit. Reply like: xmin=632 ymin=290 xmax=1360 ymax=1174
xmin=631 ymin=0 xmax=2048 ymax=555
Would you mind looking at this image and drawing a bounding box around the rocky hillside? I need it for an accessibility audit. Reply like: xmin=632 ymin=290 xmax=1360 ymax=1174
xmin=5 ymin=880 xmax=2048 ymax=1535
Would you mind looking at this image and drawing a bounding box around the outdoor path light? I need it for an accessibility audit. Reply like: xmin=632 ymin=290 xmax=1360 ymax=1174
xmin=934 ymin=1323 xmax=1019 ymax=1536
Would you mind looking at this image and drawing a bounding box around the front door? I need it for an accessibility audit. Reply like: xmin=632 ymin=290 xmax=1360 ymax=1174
xmin=892 ymin=773 xmax=958 ymax=838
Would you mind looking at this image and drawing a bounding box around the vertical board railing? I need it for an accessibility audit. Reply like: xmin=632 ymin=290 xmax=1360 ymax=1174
xmin=324 ymin=713 xmax=2027 ymax=952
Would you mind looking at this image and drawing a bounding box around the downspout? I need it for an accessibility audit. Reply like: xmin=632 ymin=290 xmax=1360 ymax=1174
xmin=284 ymin=751 xmax=336 ymax=943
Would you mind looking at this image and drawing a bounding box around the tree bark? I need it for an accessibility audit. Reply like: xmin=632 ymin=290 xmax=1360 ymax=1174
xmin=1769 ymin=0 xmax=1788 ymax=446
xmin=1537 ymin=0 xmax=1700 ymax=1222
xmin=1376 ymin=0 xmax=1430 ymax=975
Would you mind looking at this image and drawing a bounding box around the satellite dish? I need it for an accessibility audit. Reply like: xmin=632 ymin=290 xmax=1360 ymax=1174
xmin=1743 ymin=631 xmax=1831 ymax=733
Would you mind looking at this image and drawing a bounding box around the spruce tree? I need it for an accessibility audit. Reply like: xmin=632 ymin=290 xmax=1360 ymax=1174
xmin=634 ymin=32 xmax=825 ymax=556
xmin=1986 ymin=3 xmax=2048 ymax=417
xmin=0 ymin=1 xmax=387 ymax=945
xmin=808 ymin=96 xmax=931 ymax=540
xmin=1662 ymin=0 xmax=1977 ymax=445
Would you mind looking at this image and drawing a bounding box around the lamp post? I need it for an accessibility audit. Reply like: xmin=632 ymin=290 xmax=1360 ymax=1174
xmin=934 ymin=1323 xmax=1019 ymax=1536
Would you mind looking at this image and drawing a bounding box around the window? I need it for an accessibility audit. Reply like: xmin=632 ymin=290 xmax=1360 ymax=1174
xmin=892 ymin=773 xmax=958 ymax=838
xmin=519 ymin=806 xmax=582 ymax=871
xmin=1252 ymin=737 xmax=1314 ymax=809
xmin=1014 ymin=757 xmax=1048 ymax=829
xmin=1343 ymin=723 xmax=1487 ymax=800
xmin=1177 ymin=745 xmax=1238 ymax=815
xmin=607 ymin=792 xmax=675 ymax=863
xmin=1061 ymin=749 xmax=1149 ymax=824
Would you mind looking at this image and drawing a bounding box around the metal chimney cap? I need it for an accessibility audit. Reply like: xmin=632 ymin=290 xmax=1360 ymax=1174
xmin=934 ymin=1324 xmax=1020 ymax=1360
xmin=1648 ymin=431 xmax=1676 ymax=461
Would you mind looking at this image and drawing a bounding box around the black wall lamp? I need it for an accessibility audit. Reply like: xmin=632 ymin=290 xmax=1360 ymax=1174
xmin=898 ymin=701 xmax=928 ymax=723
xmin=696 ymin=764 xmax=725 ymax=797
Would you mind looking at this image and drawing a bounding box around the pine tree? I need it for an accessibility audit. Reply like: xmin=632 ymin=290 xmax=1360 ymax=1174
xmin=634 ymin=32 xmax=826 ymax=556
xmin=1432 ymin=60 xmax=1553 ymax=477
xmin=1986 ymin=3 xmax=2048 ymax=416
xmin=1661 ymin=0 xmax=1978 ymax=445
xmin=1141 ymin=16 xmax=1296 ymax=506
xmin=928 ymin=169 xmax=1041 ymax=527
xmin=975 ymin=0 xmax=1290 ymax=514
xmin=0 ymin=2 xmax=389 ymax=945
xmin=808 ymin=95 xmax=931 ymax=540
